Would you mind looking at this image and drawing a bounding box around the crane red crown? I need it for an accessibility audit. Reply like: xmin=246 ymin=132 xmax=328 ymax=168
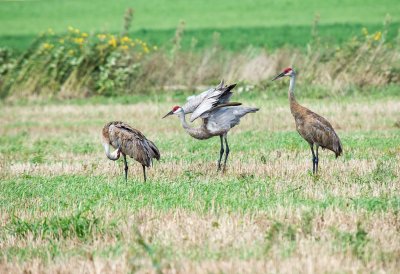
xmin=283 ymin=67 xmax=292 ymax=74
xmin=172 ymin=106 xmax=180 ymax=111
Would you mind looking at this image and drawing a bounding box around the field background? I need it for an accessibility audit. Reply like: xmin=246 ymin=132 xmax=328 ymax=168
xmin=1 ymin=93 xmax=400 ymax=273
xmin=1 ymin=0 xmax=400 ymax=51
xmin=1 ymin=0 xmax=400 ymax=273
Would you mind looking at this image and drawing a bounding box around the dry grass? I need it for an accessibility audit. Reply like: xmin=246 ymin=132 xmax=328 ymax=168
xmin=2 ymin=96 xmax=399 ymax=134
xmin=1 ymin=209 xmax=399 ymax=273
xmin=2 ymin=25 xmax=400 ymax=99
xmin=0 ymin=95 xmax=399 ymax=273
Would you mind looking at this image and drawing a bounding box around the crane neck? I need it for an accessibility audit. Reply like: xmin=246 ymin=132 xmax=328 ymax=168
xmin=102 ymin=143 xmax=120 ymax=160
xmin=177 ymin=111 xmax=209 ymax=140
xmin=178 ymin=111 xmax=190 ymax=129
xmin=288 ymin=73 xmax=300 ymax=115
xmin=288 ymin=73 xmax=296 ymax=102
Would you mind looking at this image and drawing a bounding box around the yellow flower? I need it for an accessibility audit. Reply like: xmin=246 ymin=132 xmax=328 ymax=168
xmin=42 ymin=43 xmax=54 ymax=50
xmin=47 ymin=28 xmax=54 ymax=35
xmin=143 ymin=46 xmax=150 ymax=54
xmin=108 ymin=35 xmax=117 ymax=47
xmin=120 ymin=45 xmax=129 ymax=51
xmin=73 ymin=37 xmax=85 ymax=45
xmin=361 ymin=27 xmax=368 ymax=36
xmin=97 ymin=34 xmax=106 ymax=41
xmin=74 ymin=28 xmax=80 ymax=34
xmin=68 ymin=50 xmax=75 ymax=56
xmin=153 ymin=45 xmax=158 ymax=50
xmin=59 ymin=39 xmax=65 ymax=44
xmin=373 ymin=31 xmax=382 ymax=41
xmin=81 ymin=32 xmax=89 ymax=38
xmin=68 ymin=26 xmax=74 ymax=32
xmin=121 ymin=36 xmax=131 ymax=43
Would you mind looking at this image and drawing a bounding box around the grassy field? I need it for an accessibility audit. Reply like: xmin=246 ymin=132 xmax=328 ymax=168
xmin=1 ymin=0 xmax=399 ymax=51
xmin=1 ymin=1 xmax=399 ymax=272
xmin=1 ymin=90 xmax=399 ymax=273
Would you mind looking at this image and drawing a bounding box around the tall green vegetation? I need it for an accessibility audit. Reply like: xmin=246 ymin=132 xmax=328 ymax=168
xmin=1 ymin=16 xmax=398 ymax=99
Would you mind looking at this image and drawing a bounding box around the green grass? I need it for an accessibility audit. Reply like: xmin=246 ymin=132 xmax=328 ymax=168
xmin=3 ymin=22 xmax=400 ymax=53
xmin=1 ymin=172 xmax=399 ymax=215
xmin=0 ymin=92 xmax=399 ymax=272
xmin=1 ymin=0 xmax=399 ymax=34
xmin=1 ymin=0 xmax=399 ymax=51
xmin=1 ymin=1 xmax=399 ymax=270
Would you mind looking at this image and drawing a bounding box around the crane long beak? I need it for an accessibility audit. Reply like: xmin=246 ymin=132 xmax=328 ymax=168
xmin=272 ymin=72 xmax=285 ymax=81
xmin=162 ymin=110 xmax=174 ymax=119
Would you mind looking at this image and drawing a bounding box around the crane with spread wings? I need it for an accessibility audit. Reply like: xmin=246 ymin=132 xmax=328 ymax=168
xmin=163 ymin=80 xmax=259 ymax=172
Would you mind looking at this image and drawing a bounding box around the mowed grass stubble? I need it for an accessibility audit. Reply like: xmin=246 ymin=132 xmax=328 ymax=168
xmin=0 ymin=93 xmax=399 ymax=273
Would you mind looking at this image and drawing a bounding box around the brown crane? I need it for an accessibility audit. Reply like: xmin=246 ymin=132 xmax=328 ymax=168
xmin=102 ymin=121 xmax=160 ymax=182
xmin=272 ymin=68 xmax=342 ymax=174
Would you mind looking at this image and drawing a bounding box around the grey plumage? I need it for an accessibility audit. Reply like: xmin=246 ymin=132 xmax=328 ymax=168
xmin=102 ymin=121 xmax=160 ymax=182
xmin=183 ymin=79 xmax=224 ymax=113
xmin=163 ymin=82 xmax=259 ymax=172
xmin=206 ymin=106 xmax=259 ymax=136
xmin=182 ymin=80 xmax=237 ymax=122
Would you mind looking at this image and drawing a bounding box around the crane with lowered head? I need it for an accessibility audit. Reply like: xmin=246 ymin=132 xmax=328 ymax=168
xmin=102 ymin=121 xmax=160 ymax=182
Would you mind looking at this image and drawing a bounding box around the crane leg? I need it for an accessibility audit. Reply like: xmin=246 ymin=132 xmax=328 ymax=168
xmin=315 ymin=145 xmax=319 ymax=174
xmin=310 ymin=144 xmax=316 ymax=174
xmin=142 ymin=165 xmax=147 ymax=182
xmin=123 ymin=154 xmax=128 ymax=182
xmin=222 ymin=134 xmax=230 ymax=173
xmin=217 ymin=135 xmax=225 ymax=171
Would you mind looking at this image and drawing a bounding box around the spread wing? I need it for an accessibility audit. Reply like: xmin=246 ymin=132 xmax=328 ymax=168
xmin=182 ymin=79 xmax=229 ymax=114
xmin=182 ymin=87 xmax=213 ymax=114
xmin=206 ymin=106 xmax=259 ymax=133
xmin=189 ymin=84 xmax=237 ymax=122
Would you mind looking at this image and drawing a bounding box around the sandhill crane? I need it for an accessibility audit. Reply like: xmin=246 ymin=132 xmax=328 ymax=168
xmin=102 ymin=121 xmax=160 ymax=182
xmin=273 ymin=68 xmax=342 ymax=174
xmin=162 ymin=81 xmax=259 ymax=172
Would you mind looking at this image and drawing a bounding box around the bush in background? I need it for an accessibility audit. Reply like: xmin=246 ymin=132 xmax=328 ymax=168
xmin=0 ymin=15 xmax=399 ymax=99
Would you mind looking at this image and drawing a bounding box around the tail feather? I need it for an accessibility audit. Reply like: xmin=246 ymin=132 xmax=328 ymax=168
xmin=245 ymin=107 xmax=259 ymax=113
xmin=335 ymin=139 xmax=343 ymax=158
xmin=230 ymin=107 xmax=259 ymax=128
xmin=147 ymin=140 xmax=160 ymax=161
xmin=207 ymin=105 xmax=259 ymax=134
xmin=332 ymin=133 xmax=343 ymax=158
xmin=236 ymin=107 xmax=259 ymax=117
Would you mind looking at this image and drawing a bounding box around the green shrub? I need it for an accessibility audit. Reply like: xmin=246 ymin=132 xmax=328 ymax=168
xmin=0 ymin=27 xmax=154 ymax=98
xmin=0 ymin=17 xmax=399 ymax=99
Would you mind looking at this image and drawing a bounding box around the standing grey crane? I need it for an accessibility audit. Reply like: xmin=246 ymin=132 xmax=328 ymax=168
xmin=102 ymin=121 xmax=160 ymax=182
xmin=272 ymin=67 xmax=342 ymax=174
xmin=162 ymin=81 xmax=259 ymax=172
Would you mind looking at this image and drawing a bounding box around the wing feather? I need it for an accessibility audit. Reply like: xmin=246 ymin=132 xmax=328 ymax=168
xmin=189 ymin=84 xmax=237 ymax=122
xmin=108 ymin=121 xmax=160 ymax=166
xmin=308 ymin=115 xmax=342 ymax=156
xmin=182 ymin=88 xmax=212 ymax=114
xmin=206 ymin=106 xmax=259 ymax=133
